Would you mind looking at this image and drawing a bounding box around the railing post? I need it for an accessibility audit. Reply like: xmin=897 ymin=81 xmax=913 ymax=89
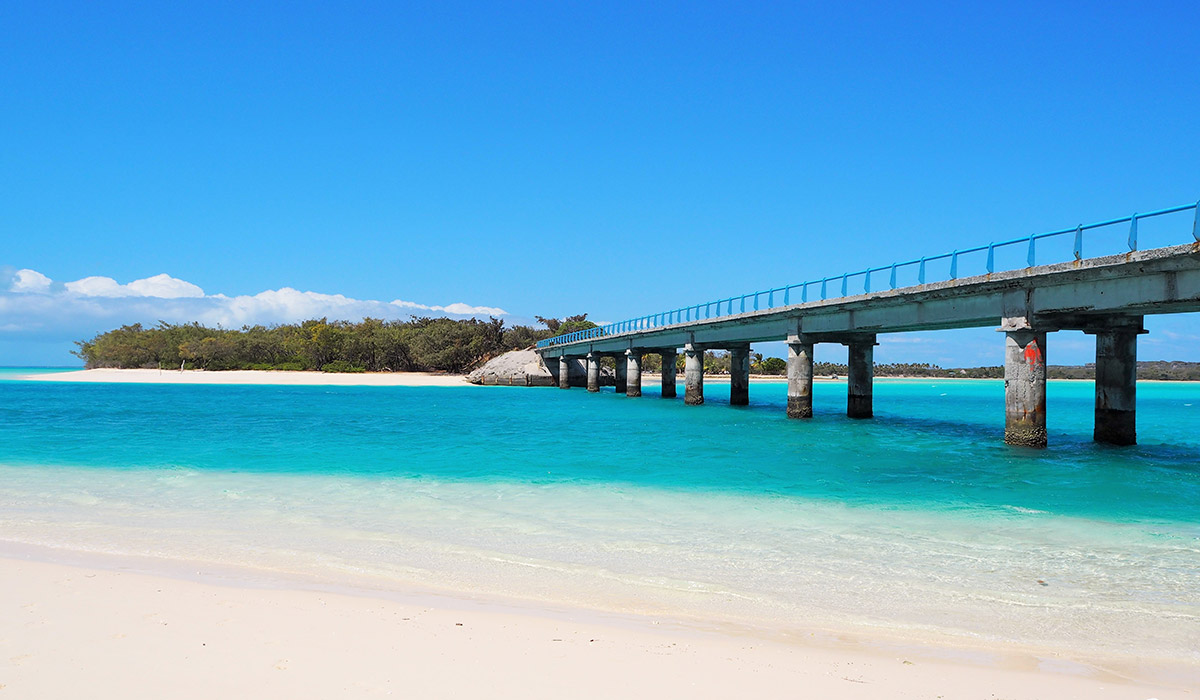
xmin=889 ymin=264 xmax=896 ymax=289
xmin=986 ymin=244 xmax=994 ymax=273
xmin=864 ymin=271 xmax=870 ymax=293
xmin=950 ymin=250 xmax=958 ymax=279
xmin=753 ymin=293 xmax=759 ymax=311
xmin=1128 ymin=213 xmax=1138 ymax=251
xmin=820 ymin=278 xmax=827 ymax=300
xmin=840 ymin=274 xmax=847 ymax=297
xmin=1073 ymin=225 xmax=1083 ymax=260
xmin=768 ymin=290 xmax=774 ymax=308
xmin=801 ymin=283 xmax=808 ymax=303
xmin=1193 ymin=201 xmax=1199 ymax=241
xmin=918 ymin=258 xmax=926 ymax=284
xmin=783 ymin=287 xmax=790 ymax=305
xmin=1027 ymin=234 xmax=1036 ymax=267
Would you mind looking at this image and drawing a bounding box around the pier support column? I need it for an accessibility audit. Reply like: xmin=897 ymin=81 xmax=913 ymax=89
xmin=626 ymin=350 xmax=642 ymax=397
xmin=614 ymin=355 xmax=628 ymax=394
xmin=846 ymin=338 xmax=876 ymax=419
xmin=558 ymin=356 xmax=572 ymax=389
xmin=684 ymin=344 xmax=704 ymax=406
xmin=586 ymin=353 xmax=600 ymax=393
xmin=1004 ymin=330 xmax=1048 ymax=448
xmin=786 ymin=340 xmax=814 ymax=419
xmin=729 ymin=344 xmax=750 ymax=406
xmin=660 ymin=350 xmax=678 ymax=398
xmin=1091 ymin=319 xmax=1142 ymax=446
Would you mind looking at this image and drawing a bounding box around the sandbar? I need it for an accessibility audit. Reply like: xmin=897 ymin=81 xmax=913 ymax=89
xmin=19 ymin=368 xmax=471 ymax=387
xmin=1 ymin=551 xmax=1189 ymax=699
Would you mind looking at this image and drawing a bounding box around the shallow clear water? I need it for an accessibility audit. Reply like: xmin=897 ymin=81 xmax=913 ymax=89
xmin=1 ymin=370 xmax=1197 ymax=663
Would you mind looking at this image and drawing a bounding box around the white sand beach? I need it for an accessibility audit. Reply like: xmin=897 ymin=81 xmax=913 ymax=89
xmin=20 ymin=368 xmax=471 ymax=386
xmin=1 ymin=552 xmax=1188 ymax=700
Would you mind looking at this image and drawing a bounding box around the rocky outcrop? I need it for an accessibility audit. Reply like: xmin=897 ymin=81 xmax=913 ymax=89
xmin=467 ymin=349 xmax=617 ymax=387
xmin=466 ymin=349 xmax=556 ymax=386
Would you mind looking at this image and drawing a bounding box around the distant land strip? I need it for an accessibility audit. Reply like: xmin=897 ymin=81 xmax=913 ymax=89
xmin=73 ymin=318 xmax=1200 ymax=380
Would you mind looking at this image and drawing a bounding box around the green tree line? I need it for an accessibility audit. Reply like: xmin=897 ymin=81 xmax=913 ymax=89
xmin=74 ymin=315 xmax=596 ymax=373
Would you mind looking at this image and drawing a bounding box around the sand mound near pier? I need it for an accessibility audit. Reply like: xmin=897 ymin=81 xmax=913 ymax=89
xmin=466 ymin=349 xmax=556 ymax=386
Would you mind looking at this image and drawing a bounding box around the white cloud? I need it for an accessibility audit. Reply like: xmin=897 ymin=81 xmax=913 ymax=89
xmin=9 ymin=269 xmax=52 ymax=293
xmin=64 ymin=273 xmax=205 ymax=298
xmin=126 ymin=273 xmax=206 ymax=298
xmin=0 ymin=268 xmax=511 ymax=344
xmin=391 ymin=299 xmax=508 ymax=316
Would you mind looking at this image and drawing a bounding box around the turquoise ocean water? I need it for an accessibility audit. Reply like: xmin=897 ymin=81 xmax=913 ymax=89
xmin=1 ymin=368 xmax=1197 ymax=666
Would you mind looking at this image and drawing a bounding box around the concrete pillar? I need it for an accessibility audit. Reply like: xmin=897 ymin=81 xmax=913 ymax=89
xmin=1004 ymin=330 xmax=1048 ymax=448
xmin=660 ymin=350 xmax=678 ymax=398
xmin=586 ymin=353 xmax=600 ymax=393
xmin=846 ymin=340 xmax=874 ymax=418
xmin=544 ymin=356 xmax=560 ymax=386
xmin=1093 ymin=325 xmax=1139 ymax=446
xmin=558 ymin=356 xmax=572 ymax=389
xmin=684 ymin=344 xmax=704 ymax=406
xmin=626 ymin=350 xmax=642 ymax=397
xmin=614 ymin=355 xmax=628 ymax=394
xmin=729 ymin=345 xmax=750 ymax=406
xmin=786 ymin=340 xmax=814 ymax=418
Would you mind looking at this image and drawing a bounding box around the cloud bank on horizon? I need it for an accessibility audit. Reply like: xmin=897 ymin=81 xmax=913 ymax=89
xmin=0 ymin=267 xmax=510 ymax=344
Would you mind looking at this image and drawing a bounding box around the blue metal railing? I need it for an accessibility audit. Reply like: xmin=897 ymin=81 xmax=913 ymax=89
xmin=536 ymin=200 xmax=1200 ymax=349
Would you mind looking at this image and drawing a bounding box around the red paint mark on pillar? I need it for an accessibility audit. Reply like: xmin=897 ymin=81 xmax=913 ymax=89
xmin=1024 ymin=341 xmax=1044 ymax=369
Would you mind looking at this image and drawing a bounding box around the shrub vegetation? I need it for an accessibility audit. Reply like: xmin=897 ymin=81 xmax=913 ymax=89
xmin=73 ymin=315 xmax=596 ymax=373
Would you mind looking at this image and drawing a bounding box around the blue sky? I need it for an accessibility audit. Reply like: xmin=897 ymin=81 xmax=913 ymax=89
xmin=3 ymin=1 xmax=1199 ymax=366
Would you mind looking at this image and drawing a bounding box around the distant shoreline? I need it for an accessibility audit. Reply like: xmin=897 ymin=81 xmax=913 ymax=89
xmin=22 ymin=368 xmax=1199 ymax=386
xmin=19 ymin=368 xmax=471 ymax=386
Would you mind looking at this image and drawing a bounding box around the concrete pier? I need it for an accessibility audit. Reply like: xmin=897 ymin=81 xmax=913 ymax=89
xmin=626 ymin=350 xmax=642 ymax=397
xmin=661 ymin=350 xmax=678 ymax=398
xmin=1092 ymin=320 xmax=1141 ymax=446
xmin=684 ymin=344 xmax=704 ymax=406
xmin=846 ymin=338 xmax=875 ymax=418
xmin=1004 ymin=330 xmax=1048 ymax=448
xmin=729 ymin=345 xmax=750 ymax=406
xmin=786 ymin=340 xmax=814 ymax=419
xmin=536 ymin=239 xmax=1200 ymax=447
xmin=558 ymin=355 xmax=572 ymax=389
xmin=586 ymin=353 xmax=600 ymax=393
xmin=614 ymin=355 xmax=628 ymax=394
